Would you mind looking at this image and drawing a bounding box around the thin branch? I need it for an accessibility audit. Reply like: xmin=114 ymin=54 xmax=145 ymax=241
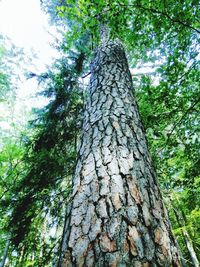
xmin=82 ymin=71 xmax=91 ymax=79
xmin=118 ymin=4 xmax=200 ymax=34
xmin=166 ymin=97 xmax=200 ymax=140
xmin=155 ymin=97 xmax=200 ymax=155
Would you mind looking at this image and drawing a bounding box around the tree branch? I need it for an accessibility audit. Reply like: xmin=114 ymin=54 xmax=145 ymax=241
xmin=119 ymin=4 xmax=200 ymax=34
xmin=166 ymin=97 xmax=200 ymax=140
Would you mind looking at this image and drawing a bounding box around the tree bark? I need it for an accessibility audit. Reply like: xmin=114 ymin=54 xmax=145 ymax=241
xmin=59 ymin=41 xmax=181 ymax=266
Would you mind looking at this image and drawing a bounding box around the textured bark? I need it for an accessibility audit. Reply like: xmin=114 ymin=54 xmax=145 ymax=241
xmin=59 ymin=41 xmax=181 ymax=266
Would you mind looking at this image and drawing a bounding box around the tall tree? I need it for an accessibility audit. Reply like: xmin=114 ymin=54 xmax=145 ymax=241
xmin=3 ymin=54 xmax=85 ymax=267
xmin=172 ymin=205 xmax=199 ymax=267
xmin=0 ymin=36 xmax=28 ymax=267
xmin=44 ymin=0 xmax=199 ymax=265
xmin=4 ymin=0 xmax=198 ymax=265
xmin=58 ymin=35 xmax=181 ymax=265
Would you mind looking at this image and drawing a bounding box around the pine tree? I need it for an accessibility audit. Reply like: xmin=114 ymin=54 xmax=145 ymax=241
xmin=4 ymin=1 xmax=199 ymax=265
xmin=58 ymin=39 xmax=181 ymax=266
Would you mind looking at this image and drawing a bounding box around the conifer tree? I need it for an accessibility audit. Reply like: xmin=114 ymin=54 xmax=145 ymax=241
xmin=58 ymin=33 xmax=182 ymax=267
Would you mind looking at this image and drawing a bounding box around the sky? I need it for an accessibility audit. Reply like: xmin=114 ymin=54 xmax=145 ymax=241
xmin=0 ymin=0 xmax=57 ymax=70
xmin=0 ymin=0 xmax=59 ymax=130
xmin=0 ymin=0 xmax=158 ymax=131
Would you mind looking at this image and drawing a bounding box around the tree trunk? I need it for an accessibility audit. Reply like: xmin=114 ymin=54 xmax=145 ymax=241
xmin=59 ymin=41 xmax=181 ymax=266
xmin=173 ymin=207 xmax=199 ymax=267
xmin=0 ymin=239 xmax=9 ymax=267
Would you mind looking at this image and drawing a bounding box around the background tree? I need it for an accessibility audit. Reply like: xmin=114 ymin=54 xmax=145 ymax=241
xmin=0 ymin=50 xmax=86 ymax=266
xmin=0 ymin=36 xmax=28 ymax=267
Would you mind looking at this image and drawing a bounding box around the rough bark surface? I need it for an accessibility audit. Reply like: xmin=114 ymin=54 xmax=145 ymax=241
xmin=59 ymin=41 xmax=181 ymax=267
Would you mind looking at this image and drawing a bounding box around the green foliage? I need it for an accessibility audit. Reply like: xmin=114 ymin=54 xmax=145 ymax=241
xmin=0 ymin=53 xmax=85 ymax=266
xmin=46 ymin=0 xmax=199 ymax=62
xmin=0 ymin=35 xmax=25 ymax=102
xmin=0 ymin=126 xmax=27 ymax=267
xmin=135 ymin=53 xmax=199 ymax=264
xmin=0 ymin=37 xmax=30 ymax=267
xmin=0 ymin=36 xmax=12 ymax=101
